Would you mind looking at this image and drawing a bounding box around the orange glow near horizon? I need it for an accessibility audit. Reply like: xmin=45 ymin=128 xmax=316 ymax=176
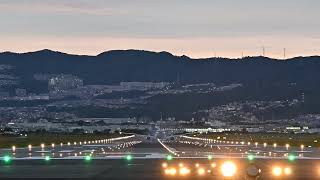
xmin=1 ymin=35 xmax=319 ymax=59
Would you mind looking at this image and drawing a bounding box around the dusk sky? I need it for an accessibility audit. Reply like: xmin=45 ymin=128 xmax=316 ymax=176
xmin=0 ymin=0 xmax=319 ymax=58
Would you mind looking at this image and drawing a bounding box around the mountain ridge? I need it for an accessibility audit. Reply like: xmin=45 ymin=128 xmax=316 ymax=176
xmin=0 ymin=49 xmax=319 ymax=94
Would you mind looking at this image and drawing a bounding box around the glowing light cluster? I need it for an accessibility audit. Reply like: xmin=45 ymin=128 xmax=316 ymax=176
xmin=272 ymin=166 xmax=292 ymax=176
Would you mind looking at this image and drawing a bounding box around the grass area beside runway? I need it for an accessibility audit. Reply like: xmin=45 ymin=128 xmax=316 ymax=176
xmin=194 ymin=132 xmax=320 ymax=147
xmin=0 ymin=132 xmax=124 ymax=148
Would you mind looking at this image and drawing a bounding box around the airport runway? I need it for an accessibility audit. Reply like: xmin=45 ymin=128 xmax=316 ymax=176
xmin=0 ymin=135 xmax=319 ymax=179
xmin=0 ymin=158 xmax=319 ymax=179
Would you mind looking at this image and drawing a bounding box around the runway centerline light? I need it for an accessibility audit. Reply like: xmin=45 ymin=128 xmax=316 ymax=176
xmin=221 ymin=161 xmax=237 ymax=177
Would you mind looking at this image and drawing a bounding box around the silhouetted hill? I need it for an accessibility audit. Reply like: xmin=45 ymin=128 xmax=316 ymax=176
xmin=0 ymin=49 xmax=319 ymax=93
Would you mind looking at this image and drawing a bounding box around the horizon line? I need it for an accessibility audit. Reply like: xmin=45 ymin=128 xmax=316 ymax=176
xmin=1 ymin=48 xmax=320 ymax=61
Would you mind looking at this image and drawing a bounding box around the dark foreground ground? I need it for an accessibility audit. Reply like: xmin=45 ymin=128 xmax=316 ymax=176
xmin=0 ymin=159 xmax=319 ymax=180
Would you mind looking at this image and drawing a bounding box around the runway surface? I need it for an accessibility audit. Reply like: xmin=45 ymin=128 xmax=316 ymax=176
xmin=0 ymin=135 xmax=319 ymax=179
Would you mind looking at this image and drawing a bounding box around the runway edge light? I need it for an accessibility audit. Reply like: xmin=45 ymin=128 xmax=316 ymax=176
xmin=288 ymin=154 xmax=296 ymax=162
xmin=248 ymin=154 xmax=255 ymax=161
xmin=3 ymin=155 xmax=11 ymax=163
xmin=45 ymin=156 xmax=51 ymax=161
xmin=126 ymin=154 xmax=133 ymax=161
xmin=85 ymin=155 xmax=91 ymax=161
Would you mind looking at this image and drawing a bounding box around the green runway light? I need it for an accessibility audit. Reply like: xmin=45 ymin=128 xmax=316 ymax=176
xmin=288 ymin=154 xmax=296 ymax=162
xmin=126 ymin=155 xmax=132 ymax=161
xmin=208 ymin=155 xmax=213 ymax=160
xmin=166 ymin=155 xmax=173 ymax=161
xmin=3 ymin=155 xmax=11 ymax=163
xmin=85 ymin=155 xmax=91 ymax=161
xmin=45 ymin=156 xmax=50 ymax=161
xmin=248 ymin=154 xmax=255 ymax=161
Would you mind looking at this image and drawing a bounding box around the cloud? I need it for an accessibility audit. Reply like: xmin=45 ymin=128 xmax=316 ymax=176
xmin=0 ymin=0 xmax=127 ymax=16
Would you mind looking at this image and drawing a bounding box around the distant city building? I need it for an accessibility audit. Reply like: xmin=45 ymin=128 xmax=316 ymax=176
xmin=120 ymin=82 xmax=169 ymax=90
xmin=15 ymin=88 xmax=27 ymax=97
xmin=285 ymin=126 xmax=301 ymax=132
xmin=33 ymin=73 xmax=56 ymax=81
xmin=301 ymin=92 xmax=305 ymax=103
xmin=49 ymin=74 xmax=83 ymax=91
xmin=0 ymin=91 xmax=9 ymax=98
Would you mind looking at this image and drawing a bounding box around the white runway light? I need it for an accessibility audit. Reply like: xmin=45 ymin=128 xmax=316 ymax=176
xmin=221 ymin=161 xmax=237 ymax=177
xmin=198 ymin=168 xmax=206 ymax=176
xmin=179 ymin=167 xmax=190 ymax=176
xmin=284 ymin=167 xmax=291 ymax=175
xmin=272 ymin=166 xmax=282 ymax=176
